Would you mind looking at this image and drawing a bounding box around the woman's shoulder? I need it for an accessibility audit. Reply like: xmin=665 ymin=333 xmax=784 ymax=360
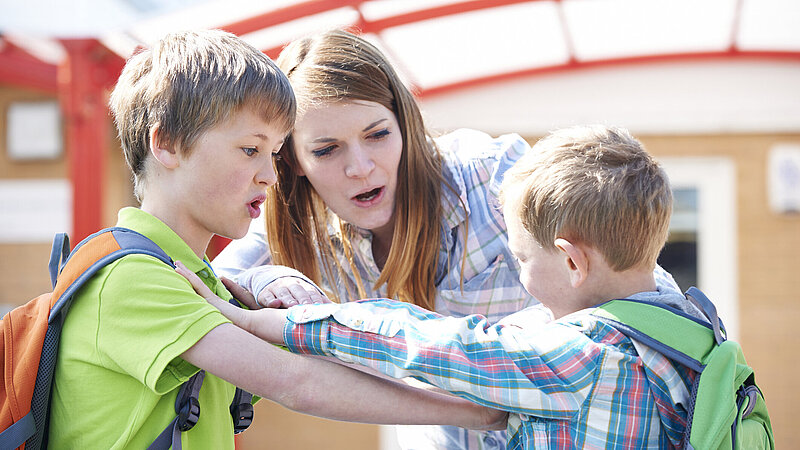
xmin=434 ymin=128 xmax=530 ymax=164
xmin=436 ymin=128 xmax=531 ymax=199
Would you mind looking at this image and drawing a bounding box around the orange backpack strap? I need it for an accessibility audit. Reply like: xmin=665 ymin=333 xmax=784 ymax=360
xmin=1 ymin=227 xmax=173 ymax=450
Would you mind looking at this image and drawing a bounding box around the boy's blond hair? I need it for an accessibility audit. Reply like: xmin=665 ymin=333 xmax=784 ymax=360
xmin=109 ymin=29 xmax=296 ymax=200
xmin=500 ymin=125 xmax=672 ymax=271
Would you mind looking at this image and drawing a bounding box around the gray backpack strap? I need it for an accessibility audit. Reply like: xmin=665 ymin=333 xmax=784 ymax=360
xmin=147 ymin=371 xmax=205 ymax=450
xmin=227 ymin=298 xmax=254 ymax=434
xmin=48 ymin=233 xmax=70 ymax=289
xmin=0 ymin=411 xmax=36 ymax=450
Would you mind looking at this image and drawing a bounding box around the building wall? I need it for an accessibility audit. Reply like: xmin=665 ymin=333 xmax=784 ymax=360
xmin=236 ymin=403 xmax=380 ymax=450
xmin=0 ymin=86 xmax=64 ymax=306
xmin=0 ymin=85 xmax=135 ymax=307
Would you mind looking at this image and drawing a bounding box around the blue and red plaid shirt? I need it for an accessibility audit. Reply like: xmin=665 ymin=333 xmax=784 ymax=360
xmin=282 ymin=288 xmax=699 ymax=449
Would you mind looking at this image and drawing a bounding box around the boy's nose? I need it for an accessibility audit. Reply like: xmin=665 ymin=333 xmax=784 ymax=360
xmin=257 ymin=158 xmax=278 ymax=186
xmin=344 ymin=146 xmax=375 ymax=178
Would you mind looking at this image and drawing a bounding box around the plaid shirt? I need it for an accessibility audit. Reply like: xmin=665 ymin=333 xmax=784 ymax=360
xmin=282 ymin=288 xmax=699 ymax=449
xmin=215 ymin=129 xmax=533 ymax=449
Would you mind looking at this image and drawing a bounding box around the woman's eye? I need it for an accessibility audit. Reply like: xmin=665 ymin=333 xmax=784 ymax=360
xmin=368 ymin=129 xmax=390 ymax=140
xmin=312 ymin=145 xmax=335 ymax=158
xmin=272 ymin=151 xmax=282 ymax=161
xmin=241 ymin=147 xmax=258 ymax=157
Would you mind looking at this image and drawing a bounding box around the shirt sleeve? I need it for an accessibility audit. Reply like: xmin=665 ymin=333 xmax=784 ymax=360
xmin=212 ymin=229 xmax=273 ymax=279
xmin=94 ymin=255 xmax=231 ymax=393
xmin=283 ymin=299 xmax=602 ymax=418
xmin=237 ymin=265 xmax=325 ymax=299
xmin=213 ymin=229 xmax=324 ymax=299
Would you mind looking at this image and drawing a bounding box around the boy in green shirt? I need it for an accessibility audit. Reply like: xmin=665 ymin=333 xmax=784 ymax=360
xmin=48 ymin=29 xmax=504 ymax=449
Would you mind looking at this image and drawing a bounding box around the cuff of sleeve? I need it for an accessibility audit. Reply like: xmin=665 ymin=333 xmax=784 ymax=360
xmin=283 ymin=304 xmax=338 ymax=356
xmin=149 ymin=311 xmax=231 ymax=394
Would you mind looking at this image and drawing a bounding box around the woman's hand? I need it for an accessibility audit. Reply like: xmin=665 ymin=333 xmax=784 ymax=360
xmin=256 ymin=277 xmax=331 ymax=308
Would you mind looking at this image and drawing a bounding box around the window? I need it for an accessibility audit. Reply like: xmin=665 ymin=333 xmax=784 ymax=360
xmin=659 ymin=157 xmax=738 ymax=338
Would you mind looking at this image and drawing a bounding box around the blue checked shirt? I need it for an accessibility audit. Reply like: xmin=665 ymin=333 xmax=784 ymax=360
xmin=281 ymin=287 xmax=701 ymax=449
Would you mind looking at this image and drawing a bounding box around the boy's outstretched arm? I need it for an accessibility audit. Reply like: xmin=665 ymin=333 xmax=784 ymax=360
xmin=175 ymin=263 xmax=507 ymax=429
xmin=178 ymin=262 xmax=600 ymax=418
xmin=180 ymin=323 xmax=506 ymax=429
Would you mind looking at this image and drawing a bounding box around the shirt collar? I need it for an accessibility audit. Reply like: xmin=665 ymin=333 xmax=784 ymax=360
xmin=115 ymin=207 xmax=211 ymax=276
xmin=440 ymin=153 xmax=469 ymax=231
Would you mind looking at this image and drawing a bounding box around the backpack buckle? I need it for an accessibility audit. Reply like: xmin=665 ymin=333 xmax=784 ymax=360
xmin=231 ymin=402 xmax=254 ymax=434
xmin=738 ymin=384 xmax=761 ymax=419
xmin=177 ymin=396 xmax=201 ymax=431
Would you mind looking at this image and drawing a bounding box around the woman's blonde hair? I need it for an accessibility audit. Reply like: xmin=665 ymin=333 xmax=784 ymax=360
xmin=501 ymin=125 xmax=673 ymax=271
xmin=267 ymin=29 xmax=451 ymax=308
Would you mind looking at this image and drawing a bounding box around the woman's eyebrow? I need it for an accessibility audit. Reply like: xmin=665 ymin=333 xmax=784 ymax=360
xmin=311 ymin=137 xmax=336 ymax=144
xmin=363 ymin=118 xmax=387 ymax=132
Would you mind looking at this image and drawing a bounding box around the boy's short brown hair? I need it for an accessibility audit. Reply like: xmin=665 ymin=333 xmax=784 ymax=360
xmin=109 ymin=29 xmax=296 ymax=200
xmin=501 ymin=125 xmax=672 ymax=271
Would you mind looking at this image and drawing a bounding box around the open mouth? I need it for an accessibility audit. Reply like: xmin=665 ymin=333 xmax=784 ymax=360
xmin=354 ymin=187 xmax=382 ymax=202
xmin=248 ymin=196 xmax=265 ymax=218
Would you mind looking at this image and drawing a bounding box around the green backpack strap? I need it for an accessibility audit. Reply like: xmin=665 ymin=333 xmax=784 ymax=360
xmin=593 ymin=296 xmax=715 ymax=372
xmin=592 ymin=288 xmax=774 ymax=449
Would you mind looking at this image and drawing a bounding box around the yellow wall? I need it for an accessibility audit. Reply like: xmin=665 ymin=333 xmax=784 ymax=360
xmin=1 ymin=87 xmax=796 ymax=448
xmin=641 ymin=133 xmax=799 ymax=449
xmin=236 ymin=403 xmax=380 ymax=449
xmin=0 ymin=86 xmax=134 ymax=305
xmin=0 ymin=87 xmax=64 ymax=302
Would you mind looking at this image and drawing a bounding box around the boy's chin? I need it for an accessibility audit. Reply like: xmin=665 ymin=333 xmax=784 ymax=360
xmin=218 ymin=227 xmax=249 ymax=241
xmin=225 ymin=231 xmax=249 ymax=240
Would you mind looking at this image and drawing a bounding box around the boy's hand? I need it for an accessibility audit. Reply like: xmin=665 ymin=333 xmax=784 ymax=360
xmin=176 ymin=262 xmax=287 ymax=344
xmin=175 ymin=261 xmax=252 ymax=330
xmin=257 ymin=277 xmax=331 ymax=309
xmin=220 ymin=277 xmax=259 ymax=309
xmin=175 ymin=261 xmax=228 ymax=309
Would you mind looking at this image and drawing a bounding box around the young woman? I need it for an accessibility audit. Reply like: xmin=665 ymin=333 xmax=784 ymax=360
xmin=213 ymin=29 xmax=529 ymax=450
xmin=213 ymin=29 xmax=679 ymax=450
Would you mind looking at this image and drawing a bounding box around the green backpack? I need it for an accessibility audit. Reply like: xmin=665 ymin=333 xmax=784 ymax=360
xmin=592 ymin=287 xmax=774 ymax=449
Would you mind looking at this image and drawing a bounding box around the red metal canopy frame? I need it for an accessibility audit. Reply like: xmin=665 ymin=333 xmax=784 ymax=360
xmin=1 ymin=0 xmax=799 ymax=244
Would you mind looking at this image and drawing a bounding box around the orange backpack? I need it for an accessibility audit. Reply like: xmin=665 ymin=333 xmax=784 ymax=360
xmin=0 ymin=228 xmax=253 ymax=450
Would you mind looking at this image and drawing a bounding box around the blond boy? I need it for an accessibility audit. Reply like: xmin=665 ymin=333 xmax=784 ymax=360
xmin=47 ymin=30 xmax=503 ymax=448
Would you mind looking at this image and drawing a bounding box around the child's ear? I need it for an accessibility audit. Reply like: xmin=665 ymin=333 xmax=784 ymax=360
xmin=149 ymin=124 xmax=180 ymax=169
xmin=554 ymin=238 xmax=588 ymax=288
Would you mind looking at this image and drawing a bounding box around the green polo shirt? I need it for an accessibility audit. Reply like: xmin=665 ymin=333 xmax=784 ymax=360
xmin=49 ymin=207 xmax=237 ymax=449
